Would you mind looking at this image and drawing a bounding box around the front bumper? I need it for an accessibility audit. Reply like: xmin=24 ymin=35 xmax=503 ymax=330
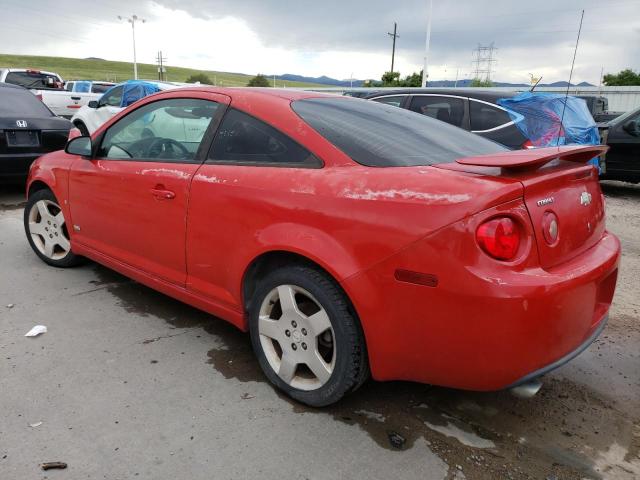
xmin=343 ymin=226 xmax=621 ymax=391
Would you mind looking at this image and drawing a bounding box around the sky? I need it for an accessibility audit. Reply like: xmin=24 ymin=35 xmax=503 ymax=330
xmin=2 ymin=0 xmax=639 ymax=84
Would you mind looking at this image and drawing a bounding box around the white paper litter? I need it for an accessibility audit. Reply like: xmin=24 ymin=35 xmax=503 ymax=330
xmin=29 ymin=422 xmax=43 ymax=428
xmin=24 ymin=325 xmax=47 ymax=337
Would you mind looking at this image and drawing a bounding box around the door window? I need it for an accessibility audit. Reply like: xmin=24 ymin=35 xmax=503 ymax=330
xmin=208 ymin=108 xmax=320 ymax=167
xmin=371 ymin=95 xmax=407 ymax=107
xmin=99 ymin=86 xmax=124 ymax=107
xmin=409 ymin=96 xmax=465 ymax=128
xmin=98 ymin=98 xmax=219 ymax=161
xmin=469 ymin=100 xmax=512 ymax=131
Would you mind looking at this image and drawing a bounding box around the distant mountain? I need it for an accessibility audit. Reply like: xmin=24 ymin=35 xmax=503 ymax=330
xmin=273 ymin=74 xmax=595 ymax=88
xmin=84 ymin=57 xmax=105 ymax=61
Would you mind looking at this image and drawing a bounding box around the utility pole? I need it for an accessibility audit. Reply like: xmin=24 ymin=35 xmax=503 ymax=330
xmin=118 ymin=14 xmax=146 ymax=80
xmin=387 ymin=22 xmax=399 ymax=73
xmin=156 ymin=51 xmax=167 ymax=81
xmin=421 ymin=0 xmax=433 ymax=88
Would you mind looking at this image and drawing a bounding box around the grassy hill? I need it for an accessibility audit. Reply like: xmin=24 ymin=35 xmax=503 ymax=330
xmin=0 ymin=53 xmax=328 ymax=88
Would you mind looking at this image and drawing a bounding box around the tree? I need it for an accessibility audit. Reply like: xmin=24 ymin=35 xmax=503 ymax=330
xmin=247 ymin=74 xmax=271 ymax=87
xmin=186 ymin=73 xmax=213 ymax=85
xmin=470 ymin=78 xmax=494 ymax=87
xmin=399 ymin=70 xmax=423 ymax=87
xmin=603 ymin=69 xmax=640 ymax=86
xmin=380 ymin=71 xmax=400 ymax=86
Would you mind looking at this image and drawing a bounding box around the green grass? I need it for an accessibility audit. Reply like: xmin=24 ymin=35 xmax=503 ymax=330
xmin=0 ymin=53 xmax=329 ymax=88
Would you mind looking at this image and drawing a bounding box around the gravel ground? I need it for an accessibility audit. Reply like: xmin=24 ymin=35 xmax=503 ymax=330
xmin=0 ymin=181 xmax=638 ymax=480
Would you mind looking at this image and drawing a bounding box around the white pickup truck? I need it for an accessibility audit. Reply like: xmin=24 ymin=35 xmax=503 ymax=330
xmin=0 ymin=68 xmax=113 ymax=119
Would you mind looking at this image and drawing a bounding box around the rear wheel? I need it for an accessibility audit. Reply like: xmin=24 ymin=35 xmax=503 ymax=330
xmin=249 ymin=265 xmax=368 ymax=407
xmin=24 ymin=189 xmax=82 ymax=268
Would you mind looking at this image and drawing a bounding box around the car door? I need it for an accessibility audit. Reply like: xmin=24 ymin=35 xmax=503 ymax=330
xmin=68 ymin=93 xmax=230 ymax=285
xmin=604 ymin=110 xmax=640 ymax=182
xmin=185 ymin=107 xmax=322 ymax=308
xmin=407 ymin=95 xmax=468 ymax=129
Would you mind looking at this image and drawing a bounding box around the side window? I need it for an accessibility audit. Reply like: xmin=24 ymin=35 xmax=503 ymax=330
xmin=469 ymin=100 xmax=512 ymax=131
xmin=409 ymin=96 xmax=465 ymax=128
xmin=100 ymin=86 xmax=124 ymax=107
xmin=209 ymin=108 xmax=320 ymax=167
xmin=371 ymin=95 xmax=407 ymax=107
xmin=65 ymin=82 xmax=74 ymax=91
xmin=98 ymin=98 xmax=219 ymax=162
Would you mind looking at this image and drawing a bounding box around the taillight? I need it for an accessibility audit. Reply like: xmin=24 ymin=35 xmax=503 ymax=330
xmin=35 ymin=93 xmax=43 ymax=101
xmin=541 ymin=211 xmax=559 ymax=245
xmin=522 ymin=139 xmax=535 ymax=149
xmin=476 ymin=217 xmax=521 ymax=261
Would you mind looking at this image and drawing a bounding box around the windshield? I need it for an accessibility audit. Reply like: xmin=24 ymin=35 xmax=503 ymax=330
xmin=292 ymin=97 xmax=506 ymax=167
xmin=0 ymin=87 xmax=53 ymax=116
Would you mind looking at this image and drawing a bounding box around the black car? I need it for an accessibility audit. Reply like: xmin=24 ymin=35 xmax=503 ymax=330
xmin=0 ymin=83 xmax=71 ymax=182
xmin=600 ymin=106 xmax=640 ymax=183
xmin=364 ymin=89 xmax=531 ymax=149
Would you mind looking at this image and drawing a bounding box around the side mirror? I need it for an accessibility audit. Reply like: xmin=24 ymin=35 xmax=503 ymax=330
xmin=65 ymin=136 xmax=92 ymax=157
xmin=88 ymin=100 xmax=99 ymax=109
xmin=622 ymin=120 xmax=639 ymax=136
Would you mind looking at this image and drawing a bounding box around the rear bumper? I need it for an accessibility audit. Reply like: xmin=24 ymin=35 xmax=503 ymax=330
xmin=343 ymin=227 xmax=621 ymax=391
xmin=0 ymin=153 xmax=40 ymax=178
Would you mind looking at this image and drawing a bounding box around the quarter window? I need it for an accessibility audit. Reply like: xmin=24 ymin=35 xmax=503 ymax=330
xmin=469 ymin=101 xmax=512 ymax=131
xmin=208 ymin=108 xmax=320 ymax=166
xmin=98 ymin=98 xmax=219 ymax=162
xmin=409 ymin=96 xmax=465 ymax=128
xmin=371 ymin=95 xmax=407 ymax=107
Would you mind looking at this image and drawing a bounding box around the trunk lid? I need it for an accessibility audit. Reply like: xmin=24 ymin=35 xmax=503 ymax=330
xmin=0 ymin=116 xmax=70 ymax=155
xmin=438 ymin=145 xmax=607 ymax=269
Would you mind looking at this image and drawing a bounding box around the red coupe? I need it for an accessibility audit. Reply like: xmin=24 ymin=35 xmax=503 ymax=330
xmin=24 ymin=88 xmax=620 ymax=406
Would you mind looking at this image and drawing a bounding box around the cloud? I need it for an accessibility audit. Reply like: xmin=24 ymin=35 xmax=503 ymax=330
xmin=1 ymin=0 xmax=638 ymax=83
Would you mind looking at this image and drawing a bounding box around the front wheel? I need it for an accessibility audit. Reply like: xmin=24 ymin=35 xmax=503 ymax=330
xmin=24 ymin=189 xmax=83 ymax=268
xmin=249 ymin=265 xmax=368 ymax=407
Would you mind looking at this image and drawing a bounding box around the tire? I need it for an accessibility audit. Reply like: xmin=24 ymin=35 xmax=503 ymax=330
xmin=24 ymin=189 xmax=83 ymax=268
xmin=74 ymin=121 xmax=90 ymax=137
xmin=248 ymin=264 xmax=368 ymax=407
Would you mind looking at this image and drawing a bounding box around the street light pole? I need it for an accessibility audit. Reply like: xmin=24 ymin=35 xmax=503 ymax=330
xmin=421 ymin=0 xmax=433 ymax=88
xmin=118 ymin=14 xmax=146 ymax=80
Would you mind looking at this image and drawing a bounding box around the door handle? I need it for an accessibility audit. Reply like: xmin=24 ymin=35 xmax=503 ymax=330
xmin=150 ymin=186 xmax=176 ymax=200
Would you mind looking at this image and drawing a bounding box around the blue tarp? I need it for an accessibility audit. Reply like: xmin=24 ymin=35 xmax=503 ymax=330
xmin=497 ymin=91 xmax=601 ymax=171
xmin=100 ymin=80 xmax=162 ymax=108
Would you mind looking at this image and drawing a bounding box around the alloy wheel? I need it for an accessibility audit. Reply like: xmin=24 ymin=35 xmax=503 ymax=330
xmin=258 ymin=284 xmax=336 ymax=391
xmin=28 ymin=199 xmax=71 ymax=260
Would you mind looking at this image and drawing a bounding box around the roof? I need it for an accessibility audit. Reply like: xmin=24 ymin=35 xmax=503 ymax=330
xmin=166 ymin=86 xmax=334 ymax=102
xmin=364 ymin=88 xmax=519 ymax=102
xmin=0 ymin=82 xmax=27 ymax=91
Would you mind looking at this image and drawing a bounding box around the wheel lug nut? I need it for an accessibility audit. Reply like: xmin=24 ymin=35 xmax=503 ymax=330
xmin=285 ymin=330 xmax=291 ymax=337
xmin=291 ymin=343 xmax=297 ymax=350
xmin=301 ymin=328 xmax=307 ymax=336
xmin=291 ymin=320 xmax=297 ymax=328
xmin=302 ymin=343 xmax=307 ymax=350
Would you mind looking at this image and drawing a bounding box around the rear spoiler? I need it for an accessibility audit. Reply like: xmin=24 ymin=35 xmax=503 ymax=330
xmin=456 ymin=145 xmax=608 ymax=170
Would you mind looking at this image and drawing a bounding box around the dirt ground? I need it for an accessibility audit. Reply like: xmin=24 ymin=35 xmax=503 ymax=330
xmin=1 ymin=180 xmax=639 ymax=479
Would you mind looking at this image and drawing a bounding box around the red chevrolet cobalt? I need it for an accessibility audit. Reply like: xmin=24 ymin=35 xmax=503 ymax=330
xmin=24 ymin=88 xmax=620 ymax=406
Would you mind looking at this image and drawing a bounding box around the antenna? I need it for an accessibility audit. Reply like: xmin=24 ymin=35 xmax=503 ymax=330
xmin=557 ymin=9 xmax=584 ymax=146
xmin=529 ymin=76 xmax=542 ymax=92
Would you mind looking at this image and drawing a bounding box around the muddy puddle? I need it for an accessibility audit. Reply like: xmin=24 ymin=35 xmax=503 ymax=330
xmin=89 ymin=263 xmax=640 ymax=479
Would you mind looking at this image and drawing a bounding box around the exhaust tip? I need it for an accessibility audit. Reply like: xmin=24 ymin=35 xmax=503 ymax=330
xmin=509 ymin=379 xmax=543 ymax=399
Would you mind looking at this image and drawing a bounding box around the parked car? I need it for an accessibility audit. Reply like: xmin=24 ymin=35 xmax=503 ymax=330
xmin=70 ymin=80 xmax=179 ymax=135
xmin=24 ymin=88 xmax=619 ymax=406
xmin=0 ymin=83 xmax=71 ymax=181
xmin=0 ymin=68 xmax=64 ymax=90
xmin=364 ymin=89 xmax=532 ymax=149
xmin=599 ymin=105 xmax=640 ymax=183
xmin=577 ymin=95 xmax=624 ymax=123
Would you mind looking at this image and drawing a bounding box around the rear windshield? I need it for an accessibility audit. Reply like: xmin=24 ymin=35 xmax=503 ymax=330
xmin=5 ymin=71 xmax=60 ymax=89
xmin=292 ymin=97 xmax=507 ymax=167
xmin=0 ymin=87 xmax=53 ymax=116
